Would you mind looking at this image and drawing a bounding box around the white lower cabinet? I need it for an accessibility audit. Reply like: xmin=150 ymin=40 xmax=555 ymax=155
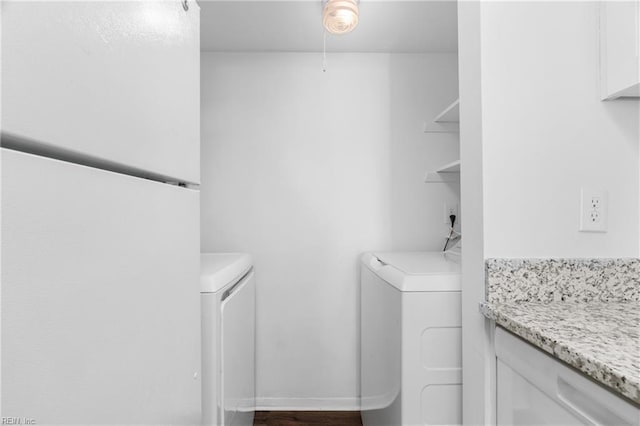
xmin=495 ymin=327 xmax=640 ymax=426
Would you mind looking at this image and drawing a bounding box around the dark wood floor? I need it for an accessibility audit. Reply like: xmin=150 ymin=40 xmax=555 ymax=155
xmin=254 ymin=411 xmax=363 ymax=426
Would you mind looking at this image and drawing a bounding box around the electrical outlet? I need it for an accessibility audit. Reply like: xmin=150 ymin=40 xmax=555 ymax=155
xmin=579 ymin=188 xmax=608 ymax=232
xmin=444 ymin=203 xmax=458 ymax=225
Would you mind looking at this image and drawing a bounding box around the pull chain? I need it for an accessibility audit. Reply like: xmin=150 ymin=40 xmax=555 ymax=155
xmin=322 ymin=31 xmax=327 ymax=72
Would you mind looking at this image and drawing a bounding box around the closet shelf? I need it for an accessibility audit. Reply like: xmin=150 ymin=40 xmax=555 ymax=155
xmin=435 ymin=159 xmax=460 ymax=173
xmin=424 ymin=99 xmax=460 ymax=133
xmin=433 ymin=99 xmax=460 ymax=122
xmin=424 ymin=160 xmax=460 ymax=183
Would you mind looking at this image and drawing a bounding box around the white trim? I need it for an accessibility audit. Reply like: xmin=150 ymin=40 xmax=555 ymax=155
xmin=255 ymin=397 xmax=360 ymax=411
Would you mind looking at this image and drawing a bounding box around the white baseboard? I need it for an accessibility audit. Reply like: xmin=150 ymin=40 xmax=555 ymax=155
xmin=255 ymin=396 xmax=360 ymax=411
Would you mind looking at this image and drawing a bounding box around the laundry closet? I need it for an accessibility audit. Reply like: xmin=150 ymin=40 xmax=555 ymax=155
xmin=199 ymin=0 xmax=461 ymax=420
xmin=3 ymin=1 xmax=639 ymax=425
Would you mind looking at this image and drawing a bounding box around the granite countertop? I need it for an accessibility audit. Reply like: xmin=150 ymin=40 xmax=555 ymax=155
xmin=481 ymin=300 xmax=640 ymax=404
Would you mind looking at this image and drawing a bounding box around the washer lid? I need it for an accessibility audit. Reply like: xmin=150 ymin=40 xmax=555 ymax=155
xmin=362 ymin=251 xmax=461 ymax=292
xmin=374 ymin=251 xmax=460 ymax=275
xmin=200 ymin=253 xmax=252 ymax=293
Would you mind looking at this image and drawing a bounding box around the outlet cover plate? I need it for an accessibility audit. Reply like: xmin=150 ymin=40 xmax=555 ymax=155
xmin=579 ymin=188 xmax=608 ymax=233
xmin=444 ymin=202 xmax=459 ymax=225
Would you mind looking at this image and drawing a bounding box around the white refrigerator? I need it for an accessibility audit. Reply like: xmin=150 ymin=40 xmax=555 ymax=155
xmin=1 ymin=1 xmax=201 ymax=424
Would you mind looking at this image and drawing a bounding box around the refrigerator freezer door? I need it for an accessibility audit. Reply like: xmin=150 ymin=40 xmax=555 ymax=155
xmin=1 ymin=1 xmax=200 ymax=184
xmin=1 ymin=149 xmax=201 ymax=424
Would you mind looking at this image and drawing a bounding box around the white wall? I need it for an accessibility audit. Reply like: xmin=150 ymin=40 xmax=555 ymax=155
xmin=481 ymin=1 xmax=639 ymax=258
xmin=201 ymin=52 xmax=458 ymax=408
xmin=390 ymin=55 xmax=461 ymax=249
xmin=458 ymin=1 xmax=492 ymax=425
xmin=459 ymin=2 xmax=639 ymax=424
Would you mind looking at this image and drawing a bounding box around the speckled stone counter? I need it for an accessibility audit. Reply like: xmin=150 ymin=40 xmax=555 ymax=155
xmin=482 ymin=258 xmax=640 ymax=405
xmin=481 ymin=301 xmax=640 ymax=404
xmin=485 ymin=258 xmax=639 ymax=304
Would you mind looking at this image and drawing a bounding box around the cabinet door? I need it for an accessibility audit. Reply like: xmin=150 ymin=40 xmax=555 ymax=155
xmin=600 ymin=0 xmax=640 ymax=99
xmin=497 ymin=359 xmax=585 ymax=426
xmin=1 ymin=149 xmax=201 ymax=424
xmin=1 ymin=1 xmax=200 ymax=183
xmin=495 ymin=328 xmax=640 ymax=426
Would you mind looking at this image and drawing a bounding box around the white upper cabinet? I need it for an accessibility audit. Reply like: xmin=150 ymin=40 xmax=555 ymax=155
xmin=599 ymin=0 xmax=640 ymax=100
xmin=1 ymin=1 xmax=200 ymax=183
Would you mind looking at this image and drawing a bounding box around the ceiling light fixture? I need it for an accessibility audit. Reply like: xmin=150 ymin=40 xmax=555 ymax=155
xmin=322 ymin=0 xmax=359 ymax=35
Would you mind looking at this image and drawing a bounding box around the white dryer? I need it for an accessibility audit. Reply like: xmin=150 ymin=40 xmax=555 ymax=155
xmin=201 ymin=253 xmax=256 ymax=426
xmin=360 ymin=251 xmax=461 ymax=426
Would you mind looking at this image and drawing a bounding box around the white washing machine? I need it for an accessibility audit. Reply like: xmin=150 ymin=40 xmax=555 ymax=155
xmin=201 ymin=253 xmax=256 ymax=426
xmin=360 ymin=251 xmax=462 ymax=426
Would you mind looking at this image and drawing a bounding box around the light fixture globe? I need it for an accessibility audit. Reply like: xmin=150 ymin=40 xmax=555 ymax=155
xmin=322 ymin=0 xmax=359 ymax=35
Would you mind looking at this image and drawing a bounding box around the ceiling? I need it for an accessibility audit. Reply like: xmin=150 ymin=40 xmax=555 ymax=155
xmin=199 ymin=1 xmax=458 ymax=53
